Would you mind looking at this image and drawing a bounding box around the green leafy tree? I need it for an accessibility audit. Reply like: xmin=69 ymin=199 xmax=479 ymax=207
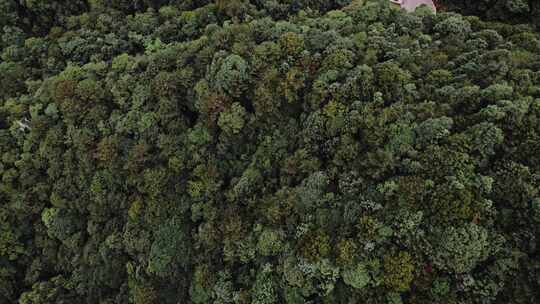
xmin=257 ymin=228 xmax=285 ymax=256
xmin=218 ymin=102 xmax=247 ymax=135
xmin=342 ymin=263 xmax=371 ymax=290
xmin=431 ymin=223 xmax=492 ymax=274
xmin=252 ymin=264 xmax=278 ymax=304
xmin=147 ymin=217 xmax=190 ymax=278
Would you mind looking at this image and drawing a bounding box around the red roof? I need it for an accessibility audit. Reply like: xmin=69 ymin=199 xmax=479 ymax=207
xmin=390 ymin=0 xmax=436 ymax=12
xmin=401 ymin=0 xmax=436 ymax=12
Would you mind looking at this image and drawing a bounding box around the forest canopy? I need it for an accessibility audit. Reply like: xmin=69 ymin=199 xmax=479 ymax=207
xmin=1 ymin=0 xmax=539 ymax=303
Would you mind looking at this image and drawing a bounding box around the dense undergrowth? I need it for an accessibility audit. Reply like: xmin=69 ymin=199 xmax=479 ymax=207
xmin=1 ymin=0 xmax=539 ymax=303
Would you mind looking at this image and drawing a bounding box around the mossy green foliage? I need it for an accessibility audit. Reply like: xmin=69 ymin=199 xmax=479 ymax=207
xmin=440 ymin=0 xmax=540 ymax=27
xmin=383 ymin=252 xmax=415 ymax=292
xmin=0 ymin=0 xmax=540 ymax=303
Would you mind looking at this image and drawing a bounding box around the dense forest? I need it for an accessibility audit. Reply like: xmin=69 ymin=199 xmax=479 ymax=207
xmin=1 ymin=0 xmax=539 ymax=303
